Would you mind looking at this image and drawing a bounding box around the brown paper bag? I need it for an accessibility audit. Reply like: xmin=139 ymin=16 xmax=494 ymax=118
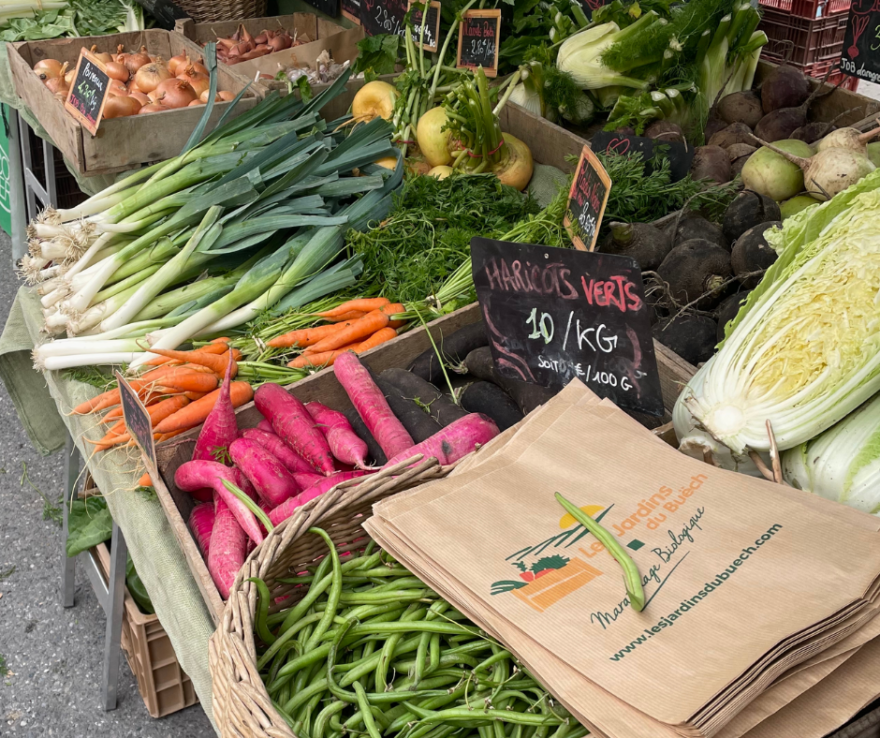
xmin=370 ymin=380 xmax=880 ymax=734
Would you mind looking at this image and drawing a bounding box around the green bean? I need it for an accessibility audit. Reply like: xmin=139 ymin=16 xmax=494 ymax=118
xmin=298 ymin=691 xmax=324 ymax=736
xmin=339 ymin=589 xmax=433 ymax=605
xmin=259 ymin=610 xmax=332 ymax=670
xmin=376 ymin=604 xmax=425 ymax=692
xmin=416 ymin=708 xmax=563 ymax=727
xmin=355 ymin=682 xmax=383 ymax=738
xmin=555 ymin=492 xmax=645 ymax=611
xmin=282 ymin=675 xmax=329 ymax=715
xmin=248 ymin=578 xmax=277 ymax=645
xmin=474 ymin=650 xmax=512 ymax=674
xmin=272 ymin=699 xmax=297 ymax=729
xmin=304 ymin=528 xmax=344 ymax=651
xmin=429 ymin=634 xmax=441 ymax=674
xmin=271 ymin=643 xmax=332 ymax=690
xmin=313 ymin=700 xmax=346 ymax=738
xmin=279 ymin=571 xmax=334 ymax=632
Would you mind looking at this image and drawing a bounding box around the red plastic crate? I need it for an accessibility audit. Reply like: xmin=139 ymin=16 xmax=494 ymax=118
xmin=759 ymin=9 xmax=850 ymax=67
xmin=758 ymin=0 xmax=850 ymax=18
xmin=803 ymin=60 xmax=861 ymax=91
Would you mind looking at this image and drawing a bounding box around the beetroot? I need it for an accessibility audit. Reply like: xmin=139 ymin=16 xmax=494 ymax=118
xmin=761 ymin=65 xmax=810 ymax=114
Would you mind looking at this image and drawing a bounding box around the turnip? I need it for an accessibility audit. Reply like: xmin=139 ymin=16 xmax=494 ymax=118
xmin=417 ymin=107 xmax=452 ymax=167
xmin=268 ymin=470 xmax=373 ymax=526
xmin=174 ymin=459 xmax=265 ymax=544
xmin=381 ymin=413 xmax=500 ymax=468
xmin=229 ymin=438 xmax=300 ymax=507
xmin=254 ymin=383 xmax=335 ymax=475
xmin=334 ymin=353 xmax=414 ymax=460
xmin=779 ymin=194 xmax=820 ymax=220
xmin=740 ymin=139 xmax=814 ymax=202
xmin=207 ymin=494 xmax=247 ymax=599
xmin=749 ymin=135 xmax=876 ymax=201
xmin=305 ymin=401 xmax=370 ymax=468
xmin=241 ymin=429 xmax=314 ymax=475
xmin=189 ymin=503 xmax=215 ymax=559
xmin=815 ymin=125 xmax=880 ymax=156
xmin=869 ymin=142 xmax=880 ymax=167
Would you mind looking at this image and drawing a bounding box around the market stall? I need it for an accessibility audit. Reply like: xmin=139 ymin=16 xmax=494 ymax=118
xmin=4 ymin=0 xmax=880 ymax=735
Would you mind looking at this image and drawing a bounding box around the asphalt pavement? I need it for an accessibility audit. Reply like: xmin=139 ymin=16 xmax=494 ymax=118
xmin=0 ymin=231 xmax=213 ymax=736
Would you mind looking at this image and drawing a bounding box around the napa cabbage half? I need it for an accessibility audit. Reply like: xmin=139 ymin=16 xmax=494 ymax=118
xmin=674 ymin=170 xmax=880 ymax=459
xmin=782 ymin=394 xmax=880 ymax=515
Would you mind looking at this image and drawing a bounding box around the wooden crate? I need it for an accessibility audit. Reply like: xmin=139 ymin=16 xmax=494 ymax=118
xmin=174 ymin=13 xmax=364 ymax=92
xmin=7 ymin=29 xmax=258 ymax=176
xmin=152 ymin=302 xmax=696 ymax=622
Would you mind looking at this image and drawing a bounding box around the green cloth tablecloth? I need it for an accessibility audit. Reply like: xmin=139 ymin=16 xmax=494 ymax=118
xmin=0 ymin=285 xmax=218 ymax=732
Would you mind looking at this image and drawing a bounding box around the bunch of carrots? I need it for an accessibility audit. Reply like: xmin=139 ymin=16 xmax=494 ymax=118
xmin=268 ymin=298 xmax=405 ymax=369
xmin=74 ymin=338 xmax=254 ymax=454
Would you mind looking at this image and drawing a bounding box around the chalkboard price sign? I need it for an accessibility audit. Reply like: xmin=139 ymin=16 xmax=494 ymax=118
xmin=115 ymin=371 xmax=156 ymax=469
xmin=841 ymin=1 xmax=880 ymax=83
xmin=457 ymin=9 xmax=501 ymax=78
xmin=471 ymin=238 xmax=664 ymax=416
xmin=410 ymin=1 xmax=441 ymax=52
xmin=64 ymin=50 xmax=111 ymax=135
xmin=304 ymin=0 xmax=340 ymax=19
xmin=591 ymin=130 xmax=695 ymax=183
xmin=564 ymin=145 xmax=612 ymax=251
xmin=342 ymin=0 xmax=361 ymax=25
xmin=361 ymin=0 xmax=408 ymax=37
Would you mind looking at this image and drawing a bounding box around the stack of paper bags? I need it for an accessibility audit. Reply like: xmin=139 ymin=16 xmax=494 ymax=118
xmin=365 ymin=380 xmax=880 ymax=738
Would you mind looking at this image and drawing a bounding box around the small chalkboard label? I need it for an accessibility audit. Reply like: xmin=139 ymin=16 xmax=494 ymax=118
xmin=471 ymin=238 xmax=664 ymax=416
xmin=304 ymin=0 xmax=340 ymax=18
xmin=591 ymin=130 xmax=695 ymax=183
xmin=410 ymin=1 xmax=441 ymax=52
xmin=841 ymin=1 xmax=880 ymax=83
xmin=115 ymin=371 xmax=156 ymax=469
xmin=342 ymin=0 xmax=362 ymax=25
xmin=564 ymin=145 xmax=612 ymax=251
xmin=64 ymin=50 xmax=111 ymax=136
xmin=578 ymin=0 xmax=609 ymax=19
xmin=361 ymin=0 xmax=408 ymax=37
xmin=457 ymin=9 xmax=501 ymax=78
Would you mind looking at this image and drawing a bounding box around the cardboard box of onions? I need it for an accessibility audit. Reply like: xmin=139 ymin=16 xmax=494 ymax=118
xmin=8 ymin=29 xmax=258 ymax=177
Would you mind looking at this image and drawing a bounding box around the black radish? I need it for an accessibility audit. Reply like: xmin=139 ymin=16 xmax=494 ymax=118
xmin=715 ymin=291 xmax=751 ymax=342
xmin=722 ymin=191 xmax=781 ymax=243
xmin=708 ymin=123 xmax=754 ymax=149
xmin=464 ymin=347 xmax=554 ymax=415
xmin=671 ymin=213 xmax=727 ymax=250
xmin=375 ymin=377 xmax=443 ymax=443
xmin=657 ymin=239 xmax=732 ymax=309
xmin=748 ymin=134 xmax=876 ymax=201
xmin=760 ymin=65 xmax=810 ymax=115
xmin=460 ymin=381 xmax=523 ymax=431
xmin=652 ymin=314 xmax=718 ymax=365
xmin=731 ymin=221 xmax=781 ymax=288
xmin=690 ymin=146 xmax=732 ymax=184
xmin=379 ymin=369 xmax=468 ymax=427
xmin=740 ymin=139 xmax=813 ymax=202
xmin=343 ymin=408 xmax=387 ymax=466
xmin=602 ymin=222 xmax=672 ymax=271
xmin=408 ymin=321 xmax=487 ymax=384
xmin=718 ymin=90 xmax=763 ymax=128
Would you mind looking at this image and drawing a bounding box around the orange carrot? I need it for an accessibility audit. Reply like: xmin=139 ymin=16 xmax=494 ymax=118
xmin=379 ymin=303 xmax=406 ymax=329
xmin=72 ymin=387 xmax=123 ymax=415
xmin=315 ymin=297 xmax=389 ymax=319
xmin=307 ymin=310 xmax=390 ymax=354
xmin=145 ymin=348 xmax=238 ymax=377
xmin=153 ymin=382 xmax=253 ymax=434
xmin=87 ymin=395 xmax=191 ymax=449
xmin=268 ymin=322 xmax=352 ymax=349
xmin=141 ymin=340 xmax=231 ymax=366
xmin=155 ymin=429 xmax=186 ymax=442
xmin=326 ymin=310 xmax=366 ymax=323
xmin=356 ymin=327 xmax=398 ymax=353
xmin=138 ymin=472 xmax=152 ymax=487
xmin=183 ymin=391 xmax=207 ymax=401
xmin=154 ymin=370 xmax=219 ymax=393
xmin=287 ymin=348 xmax=351 ymax=369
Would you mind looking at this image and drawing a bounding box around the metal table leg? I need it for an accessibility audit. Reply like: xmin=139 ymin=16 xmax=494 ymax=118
xmin=102 ymin=523 xmax=127 ymax=711
xmin=18 ymin=116 xmax=58 ymax=220
xmin=61 ymin=435 xmax=81 ymax=608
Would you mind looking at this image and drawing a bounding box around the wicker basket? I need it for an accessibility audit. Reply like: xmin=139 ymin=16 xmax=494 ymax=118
xmin=175 ymin=0 xmax=267 ymax=23
xmin=209 ymin=455 xmax=455 ymax=738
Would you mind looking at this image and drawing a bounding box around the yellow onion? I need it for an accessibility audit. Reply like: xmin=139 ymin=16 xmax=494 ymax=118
xmin=124 ymin=46 xmax=151 ymax=74
xmin=105 ymin=60 xmax=129 ymax=82
xmin=34 ymin=58 xmax=63 ymax=79
xmin=103 ymin=95 xmax=142 ymax=119
xmin=155 ymin=78 xmax=197 ymax=109
xmin=134 ymin=62 xmax=171 ymax=93
xmin=177 ymin=65 xmax=210 ymax=97
xmin=138 ymin=103 xmax=167 ymax=114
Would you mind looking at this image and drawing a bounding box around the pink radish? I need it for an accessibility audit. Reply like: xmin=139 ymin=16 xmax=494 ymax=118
xmin=241 ymin=429 xmax=315 ymax=474
xmin=208 ymin=494 xmax=247 ymax=599
xmin=383 ymin=413 xmax=499 ymax=468
xmin=193 ymin=354 xmax=240 ymax=461
xmin=175 ymin=460 xmax=264 ymax=544
xmin=293 ymin=471 xmax=323 ymax=489
xmin=334 ymin=353 xmax=414 ymax=459
xmin=306 ymin=401 xmax=369 ymax=468
xmin=254 ymin=383 xmax=335 ymax=474
xmin=256 ymin=419 xmax=275 ymax=434
xmin=229 ymin=437 xmax=299 ymax=506
xmin=189 ymin=503 xmax=215 ymax=558
xmin=269 ymin=470 xmax=372 ymax=526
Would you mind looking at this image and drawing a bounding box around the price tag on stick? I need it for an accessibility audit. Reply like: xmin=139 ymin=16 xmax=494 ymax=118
xmin=564 ymin=145 xmax=611 ymax=251
xmin=361 ymin=0 xmax=408 ymax=37
xmin=64 ymin=49 xmax=111 ymax=136
xmin=470 ymin=238 xmax=664 ymax=417
xmin=457 ymin=9 xmax=501 ymax=77
xmin=115 ymin=371 xmax=157 ymax=472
